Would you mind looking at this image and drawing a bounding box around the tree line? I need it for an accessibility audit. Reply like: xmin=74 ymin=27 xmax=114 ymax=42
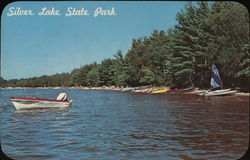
xmin=1 ymin=2 xmax=249 ymax=89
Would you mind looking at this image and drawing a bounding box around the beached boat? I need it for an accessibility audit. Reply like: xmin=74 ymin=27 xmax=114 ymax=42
xmin=142 ymin=88 xmax=153 ymax=93
xmin=202 ymin=89 xmax=237 ymax=96
xmin=151 ymin=88 xmax=170 ymax=94
xmin=121 ymin=88 xmax=134 ymax=92
xmin=9 ymin=93 xmax=73 ymax=110
xmin=167 ymin=87 xmax=194 ymax=94
xmin=200 ymin=64 xmax=237 ymax=96
xmin=122 ymin=86 xmax=146 ymax=92
xmin=132 ymin=88 xmax=152 ymax=93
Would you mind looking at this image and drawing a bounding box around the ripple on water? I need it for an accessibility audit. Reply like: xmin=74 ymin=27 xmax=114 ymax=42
xmin=0 ymin=89 xmax=248 ymax=160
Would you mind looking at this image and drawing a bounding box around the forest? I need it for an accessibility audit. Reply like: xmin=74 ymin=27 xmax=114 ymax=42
xmin=1 ymin=2 xmax=249 ymax=89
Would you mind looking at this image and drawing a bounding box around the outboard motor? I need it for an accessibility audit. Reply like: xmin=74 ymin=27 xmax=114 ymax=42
xmin=56 ymin=93 xmax=67 ymax=101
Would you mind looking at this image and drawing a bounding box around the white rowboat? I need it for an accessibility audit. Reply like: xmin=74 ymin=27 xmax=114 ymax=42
xmin=9 ymin=93 xmax=73 ymax=110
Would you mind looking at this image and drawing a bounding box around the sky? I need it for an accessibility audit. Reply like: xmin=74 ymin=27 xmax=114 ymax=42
xmin=1 ymin=1 xmax=187 ymax=80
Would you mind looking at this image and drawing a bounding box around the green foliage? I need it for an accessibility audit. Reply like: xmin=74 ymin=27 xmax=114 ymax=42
xmin=3 ymin=2 xmax=249 ymax=89
xmin=139 ymin=68 xmax=156 ymax=85
xmin=207 ymin=2 xmax=249 ymax=87
xmin=86 ymin=67 xmax=100 ymax=87
xmin=98 ymin=58 xmax=115 ymax=86
xmin=170 ymin=2 xmax=212 ymax=87
xmin=112 ymin=50 xmax=129 ymax=87
xmin=0 ymin=77 xmax=6 ymax=87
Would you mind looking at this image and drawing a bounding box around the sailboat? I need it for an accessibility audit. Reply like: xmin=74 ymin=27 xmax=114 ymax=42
xmin=199 ymin=64 xmax=237 ymax=96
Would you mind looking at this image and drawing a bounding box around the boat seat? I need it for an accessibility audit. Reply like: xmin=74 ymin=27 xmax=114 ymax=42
xmin=56 ymin=93 xmax=67 ymax=100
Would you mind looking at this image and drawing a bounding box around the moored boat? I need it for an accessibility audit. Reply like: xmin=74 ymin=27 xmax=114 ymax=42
xmin=9 ymin=93 xmax=73 ymax=110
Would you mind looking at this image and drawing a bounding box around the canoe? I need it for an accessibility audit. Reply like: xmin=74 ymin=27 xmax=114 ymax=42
xmin=180 ymin=87 xmax=194 ymax=92
xmin=9 ymin=93 xmax=73 ymax=110
xmin=132 ymin=89 xmax=145 ymax=93
xmin=152 ymin=88 xmax=170 ymax=94
xmin=132 ymin=88 xmax=152 ymax=93
xmin=167 ymin=87 xmax=194 ymax=94
xmin=167 ymin=88 xmax=184 ymax=93
xmin=122 ymin=86 xmax=146 ymax=92
xmin=121 ymin=88 xmax=134 ymax=92
xmin=141 ymin=88 xmax=152 ymax=93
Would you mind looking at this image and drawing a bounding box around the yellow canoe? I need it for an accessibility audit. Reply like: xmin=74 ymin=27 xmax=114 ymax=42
xmin=151 ymin=88 xmax=170 ymax=94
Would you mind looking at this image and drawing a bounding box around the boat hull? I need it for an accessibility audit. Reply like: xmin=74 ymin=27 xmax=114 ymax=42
xmin=204 ymin=90 xmax=237 ymax=96
xmin=167 ymin=87 xmax=194 ymax=94
xmin=122 ymin=87 xmax=145 ymax=92
xmin=10 ymin=98 xmax=72 ymax=110
xmin=132 ymin=88 xmax=152 ymax=93
xmin=152 ymin=89 xmax=170 ymax=94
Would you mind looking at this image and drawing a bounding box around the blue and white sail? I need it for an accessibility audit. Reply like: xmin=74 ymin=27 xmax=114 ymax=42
xmin=210 ymin=64 xmax=223 ymax=89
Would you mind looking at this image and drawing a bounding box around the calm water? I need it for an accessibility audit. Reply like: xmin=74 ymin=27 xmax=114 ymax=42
xmin=0 ymin=89 xmax=249 ymax=160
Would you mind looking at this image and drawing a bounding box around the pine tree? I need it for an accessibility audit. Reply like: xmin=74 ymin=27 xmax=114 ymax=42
xmin=208 ymin=2 xmax=249 ymax=87
xmin=170 ymin=2 xmax=212 ymax=87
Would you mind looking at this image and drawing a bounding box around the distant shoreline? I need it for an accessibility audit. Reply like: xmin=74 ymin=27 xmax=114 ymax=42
xmin=1 ymin=86 xmax=249 ymax=97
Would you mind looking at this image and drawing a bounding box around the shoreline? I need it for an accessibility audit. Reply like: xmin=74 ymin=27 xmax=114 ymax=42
xmin=1 ymin=86 xmax=249 ymax=96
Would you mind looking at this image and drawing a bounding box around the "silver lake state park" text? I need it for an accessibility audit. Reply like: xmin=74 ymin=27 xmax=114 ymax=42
xmin=7 ymin=7 xmax=117 ymax=17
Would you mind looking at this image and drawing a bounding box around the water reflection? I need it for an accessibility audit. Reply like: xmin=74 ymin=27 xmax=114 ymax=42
xmin=0 ymin=89 xmax=249 ymax=160
xmin=166 ymin=94 xmax=249 ymax=159
xmin=14 ymin=107 xmax=70 ymax=114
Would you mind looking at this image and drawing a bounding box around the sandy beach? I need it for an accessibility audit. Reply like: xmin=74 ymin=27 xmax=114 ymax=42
xmin=1 ymin=86 xmax=249 ymax=96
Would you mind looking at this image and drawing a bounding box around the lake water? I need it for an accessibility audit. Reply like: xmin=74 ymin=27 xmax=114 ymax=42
xmin=0 ymin=89 xmax=249 ymax=160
